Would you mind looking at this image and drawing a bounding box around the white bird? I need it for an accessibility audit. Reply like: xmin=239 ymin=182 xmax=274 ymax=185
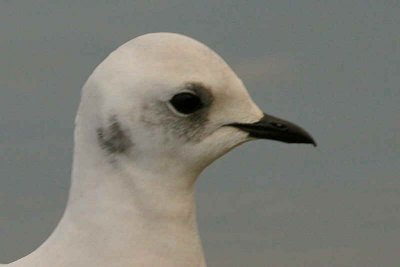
xmin=4 ymin=33 xmax=315 ymax=267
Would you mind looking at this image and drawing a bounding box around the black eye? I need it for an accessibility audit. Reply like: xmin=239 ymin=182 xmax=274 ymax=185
xmin=169 ymin=92 xmax=203 ymax=115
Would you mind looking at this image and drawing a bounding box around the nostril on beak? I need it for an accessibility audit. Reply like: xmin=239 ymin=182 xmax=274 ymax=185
xmin=270 ymin=122 xmax=288 ymax=131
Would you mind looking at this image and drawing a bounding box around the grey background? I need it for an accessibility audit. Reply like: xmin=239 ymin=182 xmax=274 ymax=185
xmin=0 ymin=1 xmax=399 ymax=266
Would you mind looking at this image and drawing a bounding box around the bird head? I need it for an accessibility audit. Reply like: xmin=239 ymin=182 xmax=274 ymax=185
xmin=76 ymin=33 xmax=315 ymax=177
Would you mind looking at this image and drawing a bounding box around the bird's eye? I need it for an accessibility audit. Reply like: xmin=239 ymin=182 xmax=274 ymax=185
xmin=169 ymin=92 xmax=203 ymax=115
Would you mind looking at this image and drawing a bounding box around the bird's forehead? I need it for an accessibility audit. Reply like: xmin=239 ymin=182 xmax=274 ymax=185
xmin=115 ymin=33 xmax=235 ymax=83
xmin=124 ymin=33 xmax=221 ymax=63
xmin=94 ymin=33 xmax=247 ymax=104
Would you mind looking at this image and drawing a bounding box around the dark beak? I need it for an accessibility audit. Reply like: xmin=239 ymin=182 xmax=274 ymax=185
xmin=228 ymin=113 xmax=317 ymax=146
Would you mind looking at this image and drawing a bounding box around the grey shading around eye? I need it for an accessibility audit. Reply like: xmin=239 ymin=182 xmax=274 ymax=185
xmin=169 ymin=92 xmax=203 ymax=115
xmin=183 ymin=82 xmax=213 ymax=108
xmin=140 ymin=82 xmax=214 ymax=143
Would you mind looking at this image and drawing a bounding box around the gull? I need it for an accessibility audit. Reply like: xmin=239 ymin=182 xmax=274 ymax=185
xmin=5 ymin=32 xmax=315 ymax=267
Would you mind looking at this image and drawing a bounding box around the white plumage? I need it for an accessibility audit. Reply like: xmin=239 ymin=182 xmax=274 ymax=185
xmin=5 ymin=32 xmax=314 ymax=267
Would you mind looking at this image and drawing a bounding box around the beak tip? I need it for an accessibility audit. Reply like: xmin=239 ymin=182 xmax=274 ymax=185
xmin=293 ymin=135 xmax=317 ymax=147
xmin=305 ymin=135 xmax=317 ymax=147
xmin=311 ymin=140 xmax=317 ymax=147
xmin=299 ymin=131 xmax=317 ymax=147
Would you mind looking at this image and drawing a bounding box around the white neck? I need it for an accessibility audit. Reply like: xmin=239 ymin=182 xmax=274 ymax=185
xmin=12 ymin=111 xmax=207 ymax=267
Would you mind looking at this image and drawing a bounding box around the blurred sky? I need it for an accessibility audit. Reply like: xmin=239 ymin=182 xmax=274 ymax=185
xmin=0 ymin=1 xmax=399 ymax=266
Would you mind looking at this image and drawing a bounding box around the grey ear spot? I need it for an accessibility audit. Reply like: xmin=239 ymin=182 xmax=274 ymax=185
xmin=97 ymin=116 xmax=133 ymax=155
